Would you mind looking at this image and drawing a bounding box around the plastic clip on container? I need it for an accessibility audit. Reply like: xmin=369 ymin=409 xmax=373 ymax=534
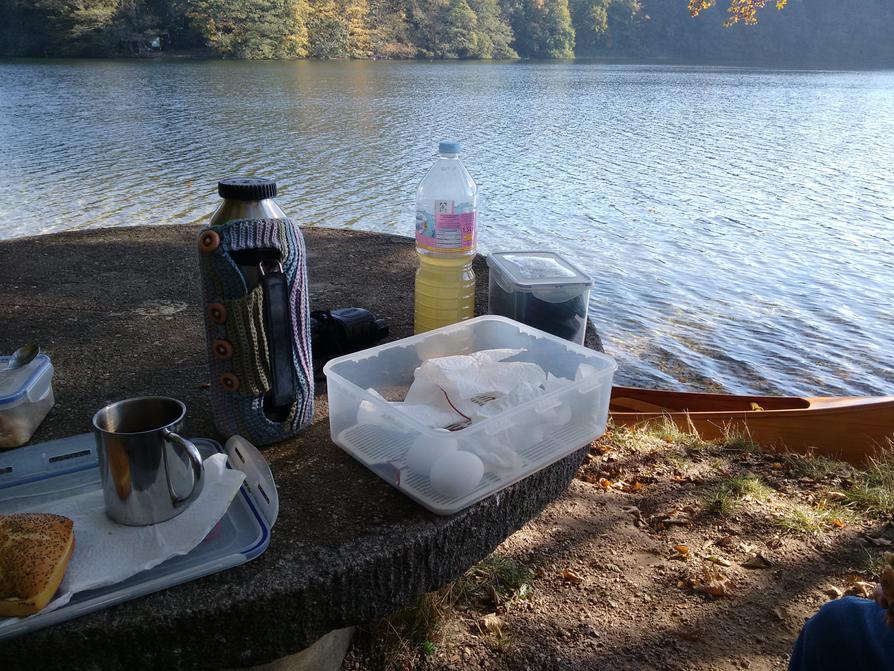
xmin=487 ymin=251 xmax=594 ymax=345
xmin=0 ymin=354 xmax=54 ymax=449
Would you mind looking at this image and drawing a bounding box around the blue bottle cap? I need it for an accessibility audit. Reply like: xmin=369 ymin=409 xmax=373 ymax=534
xmin=438 ymin=140 xmax=461 ymax=155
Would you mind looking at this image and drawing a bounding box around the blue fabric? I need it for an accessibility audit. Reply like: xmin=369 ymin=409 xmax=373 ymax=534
xmin=789 ymin=596 xmax=894 ymax=671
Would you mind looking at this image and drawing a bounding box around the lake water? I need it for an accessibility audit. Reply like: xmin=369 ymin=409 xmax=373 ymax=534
xmin=1 ymin=60 xmax=892 ymax=396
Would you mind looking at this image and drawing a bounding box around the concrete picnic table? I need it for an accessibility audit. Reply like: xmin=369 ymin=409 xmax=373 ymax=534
xmin=0 ymin=225 xmax=602 ymax=670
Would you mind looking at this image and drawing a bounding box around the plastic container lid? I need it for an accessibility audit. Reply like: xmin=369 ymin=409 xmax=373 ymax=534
xmin=0 ymin=355 xmax=53 ymax=408
xmin=487 ymin=251 xmax=593 ymax=291
xmin=438 ymin=140 xmax=461 ymax=155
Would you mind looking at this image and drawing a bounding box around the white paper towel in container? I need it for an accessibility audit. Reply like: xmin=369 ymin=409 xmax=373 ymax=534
xmin=1 ymin=453 xmax=245 ymax=619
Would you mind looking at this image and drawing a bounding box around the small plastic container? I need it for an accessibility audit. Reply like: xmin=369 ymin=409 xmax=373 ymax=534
xmin=487 ymin=251 xmax=594 ymax=345
xmin=0 ymin=354 xmax=55 ymax=449
xmin=324 ymin=316 xmax=616 ymax=515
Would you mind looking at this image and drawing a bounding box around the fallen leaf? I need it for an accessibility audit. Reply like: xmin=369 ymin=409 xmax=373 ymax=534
xmin=562 ymin=568 xmax=583 ymax=584
xmin=767 ymin=535 xmax=784 ymax=549
xmin=617 ymin=480 xmax=645 ymax=493
xmin=865 ymin=536 xmax=893 ymax=547
xmin=742 ymin=552 xmax=772 ymax=569
xmin=826 ymin=491 xmax=847 ymax=502
xmin=770 ymin=462 xmax=784 ymax=470
xmin=670 ymin=545 xmax=690 ymax=561
xmin=693 ymin=566 xmax=733 ymax=597
xmin=772 ymin=606 xmax=785 ymax=621
xmin=831 ymin=518 xmax=846 ymax=529
xmin=706 ymin=556 xmax=732 ymax=567
xmin=592 ymin=441 xmax=611 ymax=455
xmin=824 ymin=585 xmax=843 ymax=598
xmin=715 ymin=535 xmax=737 ymax=548
xmin=598 ymin=478 xmax=613 ymax=490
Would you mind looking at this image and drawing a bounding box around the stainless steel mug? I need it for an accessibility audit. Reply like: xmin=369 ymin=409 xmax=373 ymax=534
xmin=92 ymin=397 xmax=204 ymax=526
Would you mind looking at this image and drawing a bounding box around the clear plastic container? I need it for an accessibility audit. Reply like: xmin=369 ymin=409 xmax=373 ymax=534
xmin=487 ymin=251 xmax=594 ymax=345
xmin=0 ymin=354 xmax=54 ymax=449
xmin=324 ymin=316 xmax=616 ymax=515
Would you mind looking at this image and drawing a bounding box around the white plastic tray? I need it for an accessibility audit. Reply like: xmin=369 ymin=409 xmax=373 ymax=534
xmin=324 ymin=315 xmax=616 ymax=515
xmin=0 ymin=433 xmax=276 ymax=641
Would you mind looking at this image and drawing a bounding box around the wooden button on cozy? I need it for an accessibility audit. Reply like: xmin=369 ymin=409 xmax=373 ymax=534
xmin=213 ymin=339 xmax=234 ymax=360
xmin=208 ymin=303 xmax=227 ymax=324
xmin=198 ymin=230 xmax=220 ymax=253
xmin=219 ymin=372 xmax=240 ymax=392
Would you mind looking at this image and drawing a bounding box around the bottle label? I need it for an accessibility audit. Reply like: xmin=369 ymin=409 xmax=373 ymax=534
xmin=416 ymin=200 xmax=476 ymax=253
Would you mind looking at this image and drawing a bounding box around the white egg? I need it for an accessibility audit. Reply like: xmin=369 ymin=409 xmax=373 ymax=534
xmin=406 ymin=433 xmax=458 ymax=476
xmin=356 ymin=399 xmax=381 ymax=425
xmin=430 ymin=450 xmax=484 ymax=498
xmin=546 ymin=404 xmax=572 ymax=426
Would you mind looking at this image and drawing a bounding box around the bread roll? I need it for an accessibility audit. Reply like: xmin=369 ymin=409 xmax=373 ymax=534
xmin=0 ymin=513 xmax=75 ymax=617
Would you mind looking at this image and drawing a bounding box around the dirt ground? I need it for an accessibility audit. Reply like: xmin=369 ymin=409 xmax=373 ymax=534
xmin=343 ymin=423 xmax=893 ymax=671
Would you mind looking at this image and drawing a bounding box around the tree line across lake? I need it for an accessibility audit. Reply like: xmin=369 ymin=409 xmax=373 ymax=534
xmin=2 ymin=0 xmax=892 ymax=66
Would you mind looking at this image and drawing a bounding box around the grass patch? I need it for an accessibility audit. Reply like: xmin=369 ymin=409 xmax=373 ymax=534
xmin=856 ymin=548 xmax=889 ymax=579
xmin=719 ymin=423 xmax=759 ymax=452
xmin=602 ymin=423 xmax=643 ymax=451
xmin=702 ymin=473 xmax=772 ymax=516
xmin=703 ymin=488 xmax=738 ymax=516
xmin=845 ymin=449 xmax=894 ymax=517
xmin=725 ymin=474 xmax=773 ymax=500
xmin=774 ymin=502 xmax=850 ymax=536
xmin=353 ymin=553 xmax=532 ymax=669
xmin=454 ymin=553 xmax=533 ymax=609
xmin=359 ymin=590 xmax=454 ymax=670
xmin=640 ymin=417 xmax=711 ymax=452
xmin=784 ymin=452 xmax=850 ymax=481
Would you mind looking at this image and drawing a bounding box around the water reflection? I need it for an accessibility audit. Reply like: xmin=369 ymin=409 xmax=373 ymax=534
xmin=1 ymin=60 xmax=892 ymax=396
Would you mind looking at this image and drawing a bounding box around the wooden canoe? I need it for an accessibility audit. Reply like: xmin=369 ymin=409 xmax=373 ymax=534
xmin=609 ymin=386 xmax=894 ymax=465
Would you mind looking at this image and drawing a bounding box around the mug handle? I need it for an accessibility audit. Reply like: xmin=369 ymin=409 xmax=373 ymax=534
xmin=163 ymin=430 xmax=205 ymax=508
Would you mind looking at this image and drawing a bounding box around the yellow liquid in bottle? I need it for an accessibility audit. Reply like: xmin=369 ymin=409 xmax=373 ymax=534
xmin=414 ymin=253 xmax=476 ymax=333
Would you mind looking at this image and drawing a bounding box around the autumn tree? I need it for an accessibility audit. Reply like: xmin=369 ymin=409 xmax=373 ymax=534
xmin=504 ymin=0 xmax=575 ymax=58
xmin=343 ymin=0 xmax=373 ymax=58
xmin=306 ymin=0 xmax=347 ymax=56
xmin=468 ymin=0 xmax=516 ymax=58
xmin=3 ymin=0 xmax=892 ymax=66
xmin=571 ymin=0 xmax=641 ymax=52
xmin=367 ymin=0 xmax=415 ymax=58
xmin=688 ymin=0 xmax=788 ymax=26
xmin=187 ymin=0 xmax=309 ymax=58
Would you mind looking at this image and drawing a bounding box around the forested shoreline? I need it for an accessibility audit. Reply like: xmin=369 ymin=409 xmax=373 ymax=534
xmin=2 ymin=0 xmax=892 ymax=67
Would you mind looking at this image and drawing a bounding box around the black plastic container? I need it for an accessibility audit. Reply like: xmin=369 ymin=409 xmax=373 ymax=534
xmin=487 ymin=251 xmax=593 ymax=345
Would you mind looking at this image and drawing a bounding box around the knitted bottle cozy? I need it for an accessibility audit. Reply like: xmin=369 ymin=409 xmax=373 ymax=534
xmin=198 ymin=218 xmax=314 ymax=444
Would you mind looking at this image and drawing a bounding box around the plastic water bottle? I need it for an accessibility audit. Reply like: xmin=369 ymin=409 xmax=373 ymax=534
xmin=414 ymin=140 xmax=478 ymax=333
